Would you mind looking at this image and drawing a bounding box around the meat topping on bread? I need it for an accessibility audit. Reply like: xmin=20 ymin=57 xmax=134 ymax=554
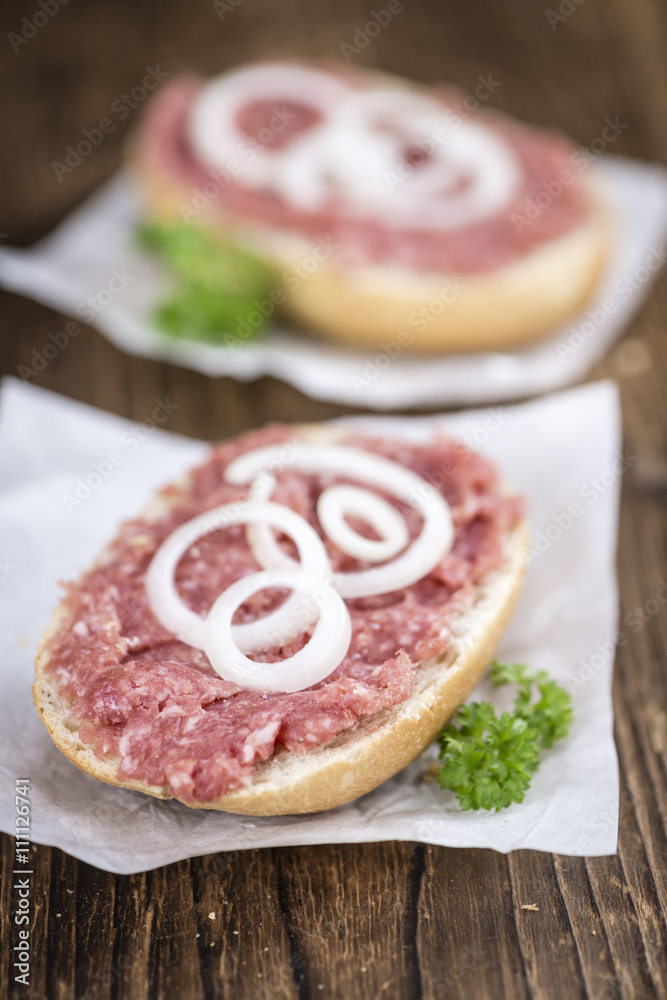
xmin=137 ymin=63 xmax=594 ymax=275
xmin=42 ymin=426 xmax=523 ymax=803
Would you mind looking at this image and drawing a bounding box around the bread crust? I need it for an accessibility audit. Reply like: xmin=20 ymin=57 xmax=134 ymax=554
xmin=33 ymin=424 xmax=528 ymax=815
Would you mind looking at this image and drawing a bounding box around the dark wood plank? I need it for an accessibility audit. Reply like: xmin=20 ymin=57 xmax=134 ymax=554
xmin=553 ymin=855 xmax=621 ymax=1000
xmin=2 ymin=0 xmax=667 ymax=996
xmin=146 ymin=860 xmax=204 ymax=998
xmin=507 ymin=852 xmax=588 ymax=1000
xmin=417 ymin=847 xmax=530 ymax=1000
xmin=191 ymin=849 xmax=298 ymax=1000
xmin=46 ymin=846 xmax=78 ymax=1000
xmin=111 ymin=869 xmax=152 ymax=1000
xmin=274 ymin=842 xmax=423 ymax=999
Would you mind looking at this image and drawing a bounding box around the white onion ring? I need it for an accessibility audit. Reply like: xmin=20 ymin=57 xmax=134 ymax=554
xmin=146 ymin=443 xmax=455 ymax=692
xmin=186 ymin=62 xmax=522 ymax=229
xmin=316 ymin=484 xmax=408 ymax=564
xmin=187 ymin=63 xmax=349 ymax=210
xmin=204 ymin=568 xmax=351 ymax=693
xmin=224 ymin=443 xmax=453 ymax=598
xmin=145 ymin=500 xmax=330 ymax=653
xmin=326 ymin=86 xmax=522 ymax=229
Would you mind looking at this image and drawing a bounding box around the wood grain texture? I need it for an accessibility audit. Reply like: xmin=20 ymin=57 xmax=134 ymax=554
xmin=1 ymin=0 xmax=667 ymax=996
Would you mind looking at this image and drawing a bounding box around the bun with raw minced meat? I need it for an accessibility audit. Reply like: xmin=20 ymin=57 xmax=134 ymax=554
xmin=129 ymin=59 xmax=610 ymax=352
xmin=34 ymin=421 xmax=527 ymax=815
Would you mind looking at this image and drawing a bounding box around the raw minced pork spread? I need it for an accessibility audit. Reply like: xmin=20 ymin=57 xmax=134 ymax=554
xmin=43 ymin=427 xmax=523 ymax=803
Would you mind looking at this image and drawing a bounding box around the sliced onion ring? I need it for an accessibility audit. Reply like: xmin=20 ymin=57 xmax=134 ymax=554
xmin=324 ymin=86 xmax=522 ymax=228
xmin=317 ymin=484 xmax=409 ymax=564
xmin=187 ymin=63 xmax=348 ymax=198
xmin=224 ymin=443 xmax=454 ymax=598
xmin=204 ymin=568 xmax=351 ymax=693
xmin=186 ymin=63 xmax=521 ymax=228
xmin=145 ymin=500 xmax=330 ymax=653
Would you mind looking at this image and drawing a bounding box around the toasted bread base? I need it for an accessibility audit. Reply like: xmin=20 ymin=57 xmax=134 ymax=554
xmin=275 ymin=218 xmax=609 ymax=353
xmin=34 ymin=424 xmax=528 ymax=815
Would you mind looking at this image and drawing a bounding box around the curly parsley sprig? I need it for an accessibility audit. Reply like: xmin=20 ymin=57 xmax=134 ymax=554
xmin=137 ymin=220 xmax=274 ymax=343
xmin=436 ymin=662 xmax=573 ymax=812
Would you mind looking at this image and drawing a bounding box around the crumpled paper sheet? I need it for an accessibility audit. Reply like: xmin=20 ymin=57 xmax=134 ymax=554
xmin=0 ymin=378 xmax=620 ymax=873
xmin=0 ymin=158 xmax=665 ymax=409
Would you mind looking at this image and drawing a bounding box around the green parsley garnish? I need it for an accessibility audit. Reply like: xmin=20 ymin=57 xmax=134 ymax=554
xmin=436 ymin=661 xmax=573 ymax=812
xmin=137 ymin=220 xmax=274 ymax=343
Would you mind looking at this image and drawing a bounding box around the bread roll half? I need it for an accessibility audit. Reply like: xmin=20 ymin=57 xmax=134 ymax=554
xmin=129 ymin=61 xmax=611 ymax=352
xmin=34 ymin=424 xmax=528 ymax=814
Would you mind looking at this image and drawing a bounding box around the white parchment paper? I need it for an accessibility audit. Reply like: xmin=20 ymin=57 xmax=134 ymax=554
xmin=0 ymin=159 xmax=665 ymax=409
xmin=0 ymin=378 xmax=620 ymax=873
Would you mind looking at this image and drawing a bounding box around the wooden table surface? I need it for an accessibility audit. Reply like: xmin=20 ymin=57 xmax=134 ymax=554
xmin=1 ymin=0 xmax=667 ymax=996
